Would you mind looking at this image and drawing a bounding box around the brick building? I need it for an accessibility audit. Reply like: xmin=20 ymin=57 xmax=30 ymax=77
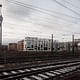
xmin=8 ymin=43 xmax=17 ymax=51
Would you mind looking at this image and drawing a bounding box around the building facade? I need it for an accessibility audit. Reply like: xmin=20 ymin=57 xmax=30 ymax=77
xmin=17 ymin=40 xmax=24 ymax=51
xmin=8 ymin=43 xmax=17 ymax=51
xmin=17 ymin=37 xmax=73 ymax=52
xmin=0 ymin=5 xmax=3 ymax=46
xmin=24 ymin=37 xmax=52 ymax=51
xmin=23 ymin=37 xmax=70 ymax=51
xmin=1 ymin=45 xmax=8 ymax=51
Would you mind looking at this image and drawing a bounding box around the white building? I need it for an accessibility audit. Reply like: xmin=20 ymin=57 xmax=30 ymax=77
xmin=0 ymin=5 xmax=3 ymax=46
xmin=22 ymin=37 xmax=73 ymax=52
xmin=24 ymin=37 xmax=52 ymax=51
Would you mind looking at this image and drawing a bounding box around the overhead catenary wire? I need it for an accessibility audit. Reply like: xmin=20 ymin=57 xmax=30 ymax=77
xmin=3 ymin=0 xmax=80 ymax=42
xmin=6 ymin=0 xmax=80 ymax=24
xmin=3 ymin=8 xmax=80 ymax=37
xmin=4 ymin=1 xmax=80 ymax=30
xmin=3 ymin=12 xmax=80 ymax=35
xmin=4 ymin=7 xmax=80 ymax=25
xmin=3 ymin=15 xmax=80 ymax=38
xmin=2 ymin=1 xmax=80 ymax=34
xmin=4 ymin=21 xmax=77 ymax=35
xmin=63 ymin=0 xmax=80 ymax=10
xmin=53 ymin=0 xmax=80 ymax=16
xmin=6 ymin=0 xmax=80 ymax=20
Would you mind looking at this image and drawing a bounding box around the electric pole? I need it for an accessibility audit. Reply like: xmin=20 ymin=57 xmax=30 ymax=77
xmin=72 ymin=35 xmax=75 ymax=56
xmin=51 ymin=34 xmax=53 ymax=53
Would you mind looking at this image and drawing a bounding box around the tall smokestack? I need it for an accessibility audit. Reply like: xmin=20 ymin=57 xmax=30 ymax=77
xmin=0 ymin=4 xmax=3 ymax=46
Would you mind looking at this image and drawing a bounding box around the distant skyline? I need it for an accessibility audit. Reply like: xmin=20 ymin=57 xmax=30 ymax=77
xmin=2 ymin=0 xmax=80 ymax=44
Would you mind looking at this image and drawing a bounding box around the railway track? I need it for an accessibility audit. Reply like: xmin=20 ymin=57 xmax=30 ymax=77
xmin=0 ymin=60 xmax=80 ymax=80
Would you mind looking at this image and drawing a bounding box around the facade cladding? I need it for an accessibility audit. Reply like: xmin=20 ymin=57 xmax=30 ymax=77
xmin=0 ymin=5 xmax=2 ymax=46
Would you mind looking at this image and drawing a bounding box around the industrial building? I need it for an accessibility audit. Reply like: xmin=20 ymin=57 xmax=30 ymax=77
xmin=0 ymin=4 xmax=3 ymax=46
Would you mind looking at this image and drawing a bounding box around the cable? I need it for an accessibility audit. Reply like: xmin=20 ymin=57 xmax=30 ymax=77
xmin=7 ymin=0 xmax=80 ymax=20
xmin=4 ymin=7 xmax=80 ymax=25
xmin=6 ymin=0 xmax=80 ymax=24
xmin=3 ymin=17 xmax=79 ymax=40
xmin=4 ymin=17 xmax=80 ymax=35
xmin=3 ymin=20 xmax=80 ymax=37
xmin=3 ymin=21 xmax=74 ymax=35
xmin=64 ymin=0 xmax=80 ymax=10
xmin=3 ymin=0 xmax=80 ymax=39
xmin=3 ymin=12 xmax=80 ymax=38
xmin=53 ymin=0 xmax=80 ymax=16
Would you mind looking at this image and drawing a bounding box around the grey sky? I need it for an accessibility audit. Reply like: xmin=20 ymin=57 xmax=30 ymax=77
xmin=2 ymin=0 xmax=80 ymax=44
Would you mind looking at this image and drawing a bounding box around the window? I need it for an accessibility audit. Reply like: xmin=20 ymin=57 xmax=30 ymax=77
xmin=27 ymin=41 xmax=31 ymax=48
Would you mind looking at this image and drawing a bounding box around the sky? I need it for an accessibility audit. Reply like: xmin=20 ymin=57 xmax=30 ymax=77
xmin=1 ymin=0 xmax=80 ymax=44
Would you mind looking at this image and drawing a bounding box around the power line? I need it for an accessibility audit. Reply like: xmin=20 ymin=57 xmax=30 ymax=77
xmin=3 ymin=13 xmax=80 ymax=38
xmin=3 ymin=0 xmax=80 ymax=38
xmin=6 ymin=0 xmax=80 ymax=24
xmin=4 ymin=18 xmax=76 ymax=30
xmin=3 ymin=13 xmax=80 ymax=37
xmin=3 ymin=21 xmax=75 ymax=35
xmin=53 ymin=0 xmax=80 ymax=16
xmin=3 ymin=28 xmax=80 ymax=39
xmin=8 ymin=0 xmax=80 ymax=20
xmin=64 ymin=0 xmax=80 ymax=10
xmin=4 ymin=7 xmax=80 ymax=25
xmin=3 ymin=20 xmax=80 ymax=37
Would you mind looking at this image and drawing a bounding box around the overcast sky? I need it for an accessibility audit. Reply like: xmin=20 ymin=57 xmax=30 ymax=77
xmin=1 ymin=0 xmax=80 ymax=44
